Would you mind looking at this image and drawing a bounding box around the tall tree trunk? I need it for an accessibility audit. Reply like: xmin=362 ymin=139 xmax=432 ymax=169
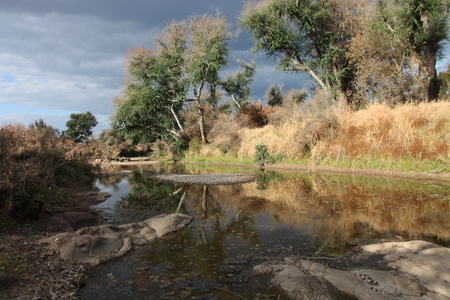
xmin=170 ymin=105 xmax=190 ymax=142
xmin=231 ymin=94 xmax=242 ymax=109
xmin=210 ymin=82 xmax=217 ymax=120
xmin=197 ymin=103 xmax=208 ymax=145
xmin=426 ymin=45 xmax=439 ymax=101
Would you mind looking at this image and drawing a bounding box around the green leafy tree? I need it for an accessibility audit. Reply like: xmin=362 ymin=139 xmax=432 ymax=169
xmin=65 ymin=111 xmax=97 ymax=143
xmin=240 ymin=0 xmax=359 ymax=104
xmin=114 ymin=14 xmax=234 ymax=145
xmin=396 ymin=0 xmax=449 ymax=100
xmin=186 ymin=14 xmax=234 ymax=144
xmin=348 ymin=0 xmax=449 ymax=103
xmin=220 ymin=61 xmax=256 ymax=109
xmin=266 ymin=84 xmax=284 ymax=107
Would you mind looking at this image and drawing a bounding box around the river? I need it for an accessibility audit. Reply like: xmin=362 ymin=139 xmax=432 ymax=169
xmin=77 ymin=163 xmax=449 ymax=299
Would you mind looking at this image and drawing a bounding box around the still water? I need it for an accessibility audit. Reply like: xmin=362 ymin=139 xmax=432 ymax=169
xmin=78 ymin=163 xmax=449 ymax=299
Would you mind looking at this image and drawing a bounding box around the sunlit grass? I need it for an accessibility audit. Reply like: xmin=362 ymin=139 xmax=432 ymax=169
xmin=198 ymin=100 xmax=449 ymax=175
xmin=315 ymin=157 xmax=449 ymax=173
xmin=184 ymin=154 xmax=253 ymax=165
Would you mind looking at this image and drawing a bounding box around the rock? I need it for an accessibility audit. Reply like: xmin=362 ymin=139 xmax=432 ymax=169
xmin=253 ymin=240 xmax=450 ymax=300
xmin=359 ymin=241 xmax=450 ymax=298
xmin=72 ymin=191 xmax=112 ymax=203
xmin=40 ymin=213 xmax=192 ymax=267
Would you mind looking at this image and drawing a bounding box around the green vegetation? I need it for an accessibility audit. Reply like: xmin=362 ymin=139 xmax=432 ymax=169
xmin=184 ymin=154 xmax=253 ymax=165
xmin=253 ymin=144 xmax=283 ymax=166
xmin=64 ymin=111 xmax=97 ymax=143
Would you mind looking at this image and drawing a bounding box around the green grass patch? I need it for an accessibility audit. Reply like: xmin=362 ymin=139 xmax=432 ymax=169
xmin=184 ymin=154 xmax=254 ymax=165
xmin=183 ymin=152 xmax=448 ymax=175
xmin=315 ymin=156 xmax=449 ymax=173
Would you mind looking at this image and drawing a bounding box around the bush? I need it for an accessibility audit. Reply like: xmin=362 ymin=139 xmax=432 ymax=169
xmin=235 ymin=102 xmax=272 ymax=128
xmin=171 ymin=140 xmax=189 ymax=160
xmin=0 ymin=123 xmax=93 ymax=222
xmin=189 ymin=137 xmax=202 ymax=156
xmin=208 ymin=114 xmax=242 ymax=155
xmin=253 ymin=144 xmax=283 ymax=166
xmin=152 ymin=140 xmax=169 ymax=158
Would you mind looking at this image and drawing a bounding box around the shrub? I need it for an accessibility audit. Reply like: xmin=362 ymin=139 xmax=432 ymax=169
xmin=253 ymin=144 xmax=283 ymax=166
xmin=171 ymin=140 xmax=189 ymax=160
xmin=189 ymin=137 xmax=202 ymax=156
xmin=0 ymin=123 xmax=93 ymax=222
xmin=235 ymin=102 xmax=272 ymax=128
xmin=152 ymin=140 xmax=169 ymax=158
xmin=208 ymin=114 xmax=242 ymax=155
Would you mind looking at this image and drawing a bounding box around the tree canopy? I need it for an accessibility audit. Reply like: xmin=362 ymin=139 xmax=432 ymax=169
xmin=240 ymin=0 xmax=449 ymax=105
xmin=220 ymin=61 xmax=256 ymax=109
xmin=65 ymin=111 xmax=97 ymax=143
xmin=114 ymin=14 xmax=234 ymax=145
xmin=240 ymin=0 xmax=359 ymax=104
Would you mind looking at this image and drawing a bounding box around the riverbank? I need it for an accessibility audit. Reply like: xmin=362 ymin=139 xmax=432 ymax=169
xmin=0 ymin=191 xmax=111 ymax=299
xmin=99 ymin=157 xmax=450 ymax=185
xmin=185 ymin=159 xmax=450 ymax=185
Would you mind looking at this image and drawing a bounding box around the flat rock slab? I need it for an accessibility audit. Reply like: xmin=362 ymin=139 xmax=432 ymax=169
xmin=254 ymin=240 xmax=450 ymax=300
xmin=149 ymin=173 xmax=255 ymax=185
xmin=40 ymin=213 xmax=192 ymax=267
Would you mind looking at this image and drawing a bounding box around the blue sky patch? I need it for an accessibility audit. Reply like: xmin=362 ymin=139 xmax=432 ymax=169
xmin=0 ymin=74 xmax=15 ymax=83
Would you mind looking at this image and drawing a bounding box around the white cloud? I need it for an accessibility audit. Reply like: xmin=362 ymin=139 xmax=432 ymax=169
xmin=0 ymin=11 xmax=160 ymax=115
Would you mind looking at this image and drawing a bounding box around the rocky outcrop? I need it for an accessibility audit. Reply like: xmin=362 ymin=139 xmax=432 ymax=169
xmin=40 ymin=213 xmax=192 ymax=267
xmin=253 ymin=240 xmax=450 ymax=299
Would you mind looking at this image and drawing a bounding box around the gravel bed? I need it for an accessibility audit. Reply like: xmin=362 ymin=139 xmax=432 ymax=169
xmin=149 ymin=172 xmax=256 ymax=185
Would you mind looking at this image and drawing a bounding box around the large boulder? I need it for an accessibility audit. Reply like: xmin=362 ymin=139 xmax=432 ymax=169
xmin=253 ymin=240 xmax=450 ymax=300
xmin=40 ymin=213 xmax=192 ymax=267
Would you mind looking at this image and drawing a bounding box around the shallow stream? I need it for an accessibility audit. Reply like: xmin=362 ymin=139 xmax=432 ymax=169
xmin=78 ymin=163 xmax=449 ymax=299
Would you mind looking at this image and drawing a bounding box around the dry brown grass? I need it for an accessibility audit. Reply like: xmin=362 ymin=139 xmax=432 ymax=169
xmin=203 ymin=92 xmax=449 ymax=167
xmin=0 ymin=123 xmax=93 ymax=222
xmin=330 ymin=101 xmax=450 ymax=161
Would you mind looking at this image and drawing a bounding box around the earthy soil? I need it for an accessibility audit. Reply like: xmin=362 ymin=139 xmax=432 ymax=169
xmin=0 ymin=191 xmax=110 ymax=300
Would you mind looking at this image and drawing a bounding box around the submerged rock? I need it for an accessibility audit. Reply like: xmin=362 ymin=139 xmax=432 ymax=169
xmin=253 ymin=240 xmax=450 ymax=299
xmin=40 ymin=213 xmax=193 ymax=267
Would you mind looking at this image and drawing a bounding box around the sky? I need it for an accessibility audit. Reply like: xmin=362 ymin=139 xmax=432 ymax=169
xmin=0 ymin=0 xmax=448 ymax=135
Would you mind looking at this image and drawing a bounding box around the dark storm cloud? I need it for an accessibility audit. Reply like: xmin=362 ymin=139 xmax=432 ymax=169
xmin=0 ymin=0 xmax=245 ymax=26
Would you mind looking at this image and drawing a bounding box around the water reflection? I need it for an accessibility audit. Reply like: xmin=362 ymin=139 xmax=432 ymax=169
xmin=98 ymin=168 xmax=449 ymax=249
xmin=83 ymin=167 xmax=449 ymax=299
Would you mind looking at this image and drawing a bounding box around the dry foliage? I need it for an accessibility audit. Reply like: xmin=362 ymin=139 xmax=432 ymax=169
xmin=205 ymin=114 xmax=242 ymax=155
xmin=0 ymin=123 xmax=93 ymax=221
xmin=204 ymin=87 xmax=449 ymax=166
xmin=235 ymin=102 xmax=273 ymax=129
xmin=328 ymin=102 xmax=449 ymax=161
